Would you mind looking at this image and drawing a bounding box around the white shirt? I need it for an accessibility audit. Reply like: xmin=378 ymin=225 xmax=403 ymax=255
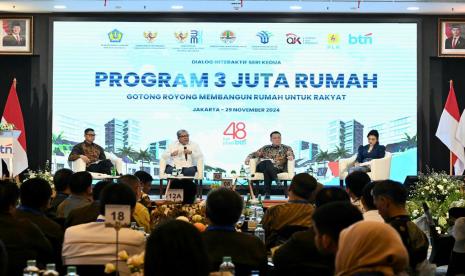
xmin=62 ymin=215 xmax=145 ymax=275
xmin=162 ymin=141 xmax=203 ymax=168
xmin=363 ymin=210 xmax=385 ymax=222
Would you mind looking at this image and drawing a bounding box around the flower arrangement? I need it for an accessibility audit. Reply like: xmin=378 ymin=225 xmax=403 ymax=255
xmin=24 ymin=160 xmax=54 ymax=189
xmin=407 ymin=170 xmax=464 ymax=234
xmin=105 ymin=250 xmax=144 ymax=276
xmin=0 ymin=122 xmax=16 ymax=131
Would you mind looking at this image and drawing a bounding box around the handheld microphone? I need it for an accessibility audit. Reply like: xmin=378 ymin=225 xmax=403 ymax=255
xmin=184 ymin=146 xmax=188 ymax=160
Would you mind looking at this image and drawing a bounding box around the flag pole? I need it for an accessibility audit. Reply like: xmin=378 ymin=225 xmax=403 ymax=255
xmin=450 ymin=151 xmax=453 ymax=176
xmin=13 ymin=78 xmax=16 ymax=88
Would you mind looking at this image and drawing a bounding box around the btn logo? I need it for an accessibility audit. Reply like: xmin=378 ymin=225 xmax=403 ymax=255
xmin=108 ymin=29 xmax=123 ymax=43
xmin=0 ymin=143 xmax=13 ymax=154
xmin=349 ymin=33 xmax=373 ymax=45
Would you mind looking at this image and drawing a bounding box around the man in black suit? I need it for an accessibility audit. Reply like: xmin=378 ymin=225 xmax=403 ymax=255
xmin=445 ymin=25 xmax=465 ymax=49
xmin=202 ymin=188 xmax=267 ymax=275
xmin=2 ymin=22 xmax=26 ymax=46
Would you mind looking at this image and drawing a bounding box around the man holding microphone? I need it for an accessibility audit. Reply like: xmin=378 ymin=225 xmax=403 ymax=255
xmin=162 ymin=129 xmax=203 ymax=176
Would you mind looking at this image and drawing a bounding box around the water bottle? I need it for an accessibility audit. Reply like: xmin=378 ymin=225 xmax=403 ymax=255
xmin=255 ymin=224 xmax=265 ymax=244
xmin=66 ymin=266 xmax=79 ymax=276
xmin=172 ymin=164 xmax=178 ymax=176
xmin=219 ymin=256 xmax=235 ymax=275
xmin=23 ymin=260 xmax=39 ymax=276
xmin=43 ymin=263 xmax=59 ymax=276
xmin=130 ymin=222 xmax=137 ymax=230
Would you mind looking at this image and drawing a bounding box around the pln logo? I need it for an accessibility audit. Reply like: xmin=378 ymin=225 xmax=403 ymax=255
xmin=349 ymin=33 xmax=373 ymax=45
xmin=286 ymin=33 xmax=301 ymax=44
xmin=256 ymin=31 xmax=272 ymax=44
xmin=143 ymin=31 xmax=158 ymax=43
xmin=0 ymin=143 xmax=13 ymax=154
xmin=327 ymin=33 xmax=340 ymax=49
xmin=175 ymin=32 xmax=189 ymax=43
xmin=220 ymin=30 xmax=236 ymax=44
xmin=190 ymin=30 xmax=202 ymax=44
xmin=108 ymin=29 xmax=123 ymax=43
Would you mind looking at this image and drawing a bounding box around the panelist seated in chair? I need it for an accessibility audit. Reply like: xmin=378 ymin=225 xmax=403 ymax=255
xmin=349 ymin=129 xmax=385 ymax=174
xmin=162 ymin=129 xmax=203 ymax=177
xmin=245 ymin=131 xmax=294 ymax=199
xmin=68 ymin=128 xmax=113 ymax=175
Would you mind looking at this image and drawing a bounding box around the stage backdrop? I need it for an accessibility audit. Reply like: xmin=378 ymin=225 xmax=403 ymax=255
xmin=52 ymin=21 xmax=417 ymax=185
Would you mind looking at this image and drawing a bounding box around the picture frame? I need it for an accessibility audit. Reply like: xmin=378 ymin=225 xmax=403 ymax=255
xmin=439 ymin=18 xmax=465 ymax=57
xmin=0 ymin=16 xmax=33 ymax=55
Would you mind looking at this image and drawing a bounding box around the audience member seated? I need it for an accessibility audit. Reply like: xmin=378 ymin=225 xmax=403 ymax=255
xmin=48 ymin=168 xmax=73 ymax=217
xmin=312 ymin=201 xmax=364 ymax=272
xmin=314 ymin=186 xmax=351 ymax=208
xmin=65 ymin=180 xmax=111 ymax=228
xmin=16 ymin=178 xmax=64 ymax=271
xmin=134 ymin=170 xmax=153 ymax=208
xmin=272 ymin=186 xmax=351 ymax=275
xmin=62 ymin=183 xmax=145 ymax=275
xmin=118 ymin=175 xmax=151 ymax=232
xmin=261 ymin=173 xmax=317 ymax=249
xmin=360 ymin=182 xmax=384 ymax=222
xmin=345 ymin=171 xmax=371 ymax=212
xmin=57 ymin=171 xmax=93 ymax=218
xmin=447 ymin=217 xmax=465 ymax=276
xmin=145 ymin=220 xmax=210 ymax=276
xmin=202 ymin=188 xmax=267 ymax=275
xmin=372 ymin=180 xmax=429 ymax=273
xmin=151 ymin=179 xmax=204 ymax=226
xmin=0 ymin=240 xmax=6 ymax=276
xmin=335 ymin=221 xmax=409 ymax=276
xmin=0 ymin=180 xmax=53 ymax=275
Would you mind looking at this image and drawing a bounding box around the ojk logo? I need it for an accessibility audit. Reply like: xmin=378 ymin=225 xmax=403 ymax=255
xmin=286 ymin=33 xmax=301 ymax=44
xmin=349 ymin=33 xmax=373 ymax=45
xmin=256 ymin=31 xmax=272 ymax=44
xmin=0 ymin=143 xmax=13 ymax=154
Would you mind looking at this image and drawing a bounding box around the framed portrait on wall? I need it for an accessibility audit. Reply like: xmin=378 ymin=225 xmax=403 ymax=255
xmin=0 ymin=16 xmax=33 ymax=55
xmin=439 ymin=18 xmax=465 ymax=57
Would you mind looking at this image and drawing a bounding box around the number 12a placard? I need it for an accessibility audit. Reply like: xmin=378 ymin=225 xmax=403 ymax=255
xmin=105 ymin=204 xmax=131 ymax=228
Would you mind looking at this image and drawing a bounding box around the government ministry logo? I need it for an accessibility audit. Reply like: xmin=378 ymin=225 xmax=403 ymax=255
xmin=143 ymin=31 xmax=158 ymax=43
xmin=108 ymin=29 xmax=123 ymax=43
xmin=175 ymin=32 xmax=189 ymax=43
xmin=256 ymin=31 xmax=272 ymax=44
xmin=220 ymin=30 xmax=236 ymax=44
xmin=190 ymin=30 xmax=202 ymax=44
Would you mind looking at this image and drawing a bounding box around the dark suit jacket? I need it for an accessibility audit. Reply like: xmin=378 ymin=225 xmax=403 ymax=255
xmin=202 ymin=230 xmax=267 ymax=276
xmin=15 ymin=208 xmax=64 ymax=272
xmin=2 ymin=35 xmax=26 ymax=46
xmin=65 ymin=201 xmax=100 ymax=228
xmin=272 ymin=229 xmax=334 ymax=276
xmin=0 ymin=212 xmax=53 ymax=275
xmin=445 ymin=36 xmax=465 ymax=49
xmin=356 ymin=143 xmax=386 ymax=163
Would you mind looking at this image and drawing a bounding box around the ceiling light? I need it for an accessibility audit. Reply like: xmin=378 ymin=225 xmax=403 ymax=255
xmin=407 ymin=6 xmax=419 ymax=11
xmin=171 ymin=5 xmax=184 ymax=10
xmin=289 ymin=5 xmax=302 ymax=10
xmin=53 ymin=5 xmax=66 ymax=9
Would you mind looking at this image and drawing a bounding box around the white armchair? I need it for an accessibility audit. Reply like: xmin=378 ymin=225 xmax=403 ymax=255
xmin=247 ymin=158 xmax=295 ymax=198
xmin=339 ymin=152 xmax=392 ymax=181
xmin=158 ymin=158 xmax=204 ymax=199
xmin=70 ymin=151 xmax=125 ymax=175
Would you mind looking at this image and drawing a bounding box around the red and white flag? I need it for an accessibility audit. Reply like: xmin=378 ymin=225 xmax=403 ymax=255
xmin=2 ymin=79 xmax=28 ymax=176
xmin=436 ymin=81 xmax=465 ymax=175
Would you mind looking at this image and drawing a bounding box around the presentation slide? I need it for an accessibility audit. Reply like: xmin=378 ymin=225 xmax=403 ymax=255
xmin=52 ymin=21 xmax=417 ymax=185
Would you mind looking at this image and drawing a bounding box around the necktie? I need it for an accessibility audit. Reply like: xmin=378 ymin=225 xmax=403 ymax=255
xmin=453 ymin=38 xmax=458 ymax=49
